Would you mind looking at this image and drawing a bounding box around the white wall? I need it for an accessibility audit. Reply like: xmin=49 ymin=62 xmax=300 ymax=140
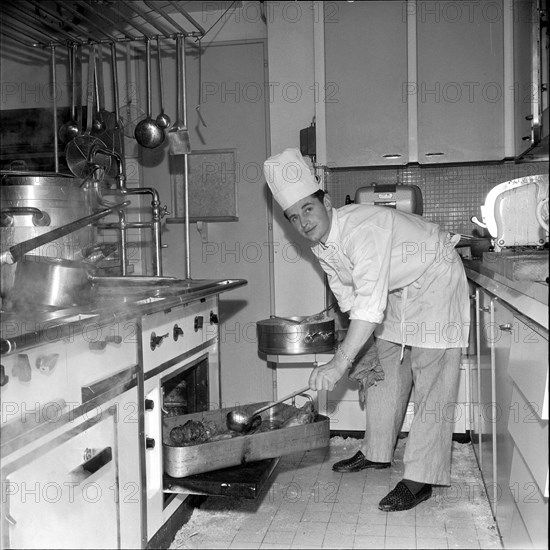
xmin=266 ymin=1 xmax=326 ymax=318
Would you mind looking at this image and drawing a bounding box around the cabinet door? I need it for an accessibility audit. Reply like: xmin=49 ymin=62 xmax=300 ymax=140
xmin=416 ymin=0 xmax=505 ymax=162
xmin=324 ymin=1 xmax=408 ymax=166
xmin=4 ymin=410 xmax=119 ymax=549
xmin=513 ymin=0 xmax=537 ymax=156
xmin=477 ymin=289 xmax=497 ymax=511
xmin=492 ymin=299 xmax=515 ymax=539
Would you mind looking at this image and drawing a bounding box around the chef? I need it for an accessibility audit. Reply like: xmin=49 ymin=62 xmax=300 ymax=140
xmin=263 ymin=148 xmax=470 ymax=512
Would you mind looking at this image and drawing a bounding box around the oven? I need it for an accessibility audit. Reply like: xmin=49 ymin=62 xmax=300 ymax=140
xmin=139 ymin=296 xmax=220 ymax=544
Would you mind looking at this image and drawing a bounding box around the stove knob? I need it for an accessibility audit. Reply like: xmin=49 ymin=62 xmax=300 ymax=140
xmin=173 ymin=324 xmax=184 ymax=341
xmin=194 ymin=316 xmax=204 ymax=332
xmin=0 ymin=364 xmax=9 ymax=387
xmin=145 ymin=437 xmax=156 ymax=450
xmin=210 ymin=311 xmax=219 ymax=325
xmin=145 ymin=399 xmax=155 ymax=411
xmin=150 ymin=332 xmax=169 ymax=350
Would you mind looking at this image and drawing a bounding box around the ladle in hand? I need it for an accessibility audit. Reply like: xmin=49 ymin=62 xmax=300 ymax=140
xmin=226 ymin=385 xmax=310 ymax=433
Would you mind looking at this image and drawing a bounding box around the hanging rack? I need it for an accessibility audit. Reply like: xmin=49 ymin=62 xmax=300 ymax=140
xmin=0 ymin=0 xmax=205 ymax=47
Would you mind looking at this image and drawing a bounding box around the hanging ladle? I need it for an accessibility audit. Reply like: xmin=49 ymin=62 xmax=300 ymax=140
xmin=155 ymin=35 xmax=170 ymax=129
xmin=226 ymin=385 xmax=310 ymax=433
xmin=134 ymin=39 xmax=165 ymax=148
xmin=58 ymin=44 xmax=80 ymax=144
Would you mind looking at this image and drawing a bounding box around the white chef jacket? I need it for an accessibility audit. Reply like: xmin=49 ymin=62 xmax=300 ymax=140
xmin=312 ymin=205 xmax=470 ymax=349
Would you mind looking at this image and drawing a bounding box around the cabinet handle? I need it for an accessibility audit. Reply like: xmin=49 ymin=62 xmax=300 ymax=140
xmin=425 ymin=152 xmax=444 ymax=157
xmin=146 ymin=437 xmax=156 ymax=450
xmin=498 ymin=323 xmax=513 ymax=332
xmin=210 ymin=311 xmax=219 ymax=325
xmin=70 ymin=446 xmax=113 ymax=484
xmin=479 ymin=306 xmax=490 ymax=312
xmin=382 ymin=153 xmax=402 ymax=159
xmin=525 ymin=114 xmax=534 ymax=121
xmin=522 ymin=136 xmax=531 ymax=141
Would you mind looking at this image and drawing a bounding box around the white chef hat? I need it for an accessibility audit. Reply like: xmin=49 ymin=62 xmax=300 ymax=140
xmin=263 ymin=148 xmax=320 ymax=211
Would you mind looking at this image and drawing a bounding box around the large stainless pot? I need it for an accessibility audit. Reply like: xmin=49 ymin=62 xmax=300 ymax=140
xmin=256 ymin=316 xmax=335 ymax=355
xmin=0 ymin=172 xmax=93 ymax=297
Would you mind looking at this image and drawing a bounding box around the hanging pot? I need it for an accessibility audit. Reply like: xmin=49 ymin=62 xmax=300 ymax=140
xmin=256 ymin=316 xmax=335 ymax=355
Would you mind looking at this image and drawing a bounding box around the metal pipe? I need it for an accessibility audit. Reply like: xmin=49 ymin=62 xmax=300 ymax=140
xmin=181 ymin=36 xmax=190 ymax=279
xmin=118 ymin=210 xmax=128 ymax=276
xmin=167 ymin=1 xmax=207 ymax=35
xmin=121 ymin=0 xmax=171 ymax=37
xmin=142 ymin=0 xmax=188 ymax=35
xmin=27 ymin=0 xmax=97 ymax=42
xmin=74 ymin=0 xmax=138 ymax=41
xmin=50 ymin=44 xmax=59 ymax=173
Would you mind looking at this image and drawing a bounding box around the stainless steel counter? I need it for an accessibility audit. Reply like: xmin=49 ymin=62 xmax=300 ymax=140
xmin=1 ymin=278 xmax=247 ymax=356
xmin=464 ymin=260 xmax=548 ymax=330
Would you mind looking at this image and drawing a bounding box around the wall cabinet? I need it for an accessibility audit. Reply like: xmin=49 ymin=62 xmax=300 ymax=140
xmin=324 ymin=1 xmax=409 ymax=167
xmin=512 ymin=0 xmax=549 ymax=160
xmin=416 ymin=0 xmax=505 ymax=163
xmin=324 ymin=0 xmax=506 ymax=166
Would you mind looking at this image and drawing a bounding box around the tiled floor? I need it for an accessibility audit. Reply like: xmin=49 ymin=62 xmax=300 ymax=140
xmin=169 ymin=437 xmax=502 ymax=549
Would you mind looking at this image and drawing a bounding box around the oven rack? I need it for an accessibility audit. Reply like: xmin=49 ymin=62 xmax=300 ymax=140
xmin=0 ymin=0 xmax=212 ymax=48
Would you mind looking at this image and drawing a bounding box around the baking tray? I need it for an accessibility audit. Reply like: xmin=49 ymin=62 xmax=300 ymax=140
xmin=163 ymin=401 xmax=330 ymax=478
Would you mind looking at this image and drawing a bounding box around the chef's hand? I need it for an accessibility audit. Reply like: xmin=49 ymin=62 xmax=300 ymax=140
xmin=309 ymin=358 xmax=348 ymax=391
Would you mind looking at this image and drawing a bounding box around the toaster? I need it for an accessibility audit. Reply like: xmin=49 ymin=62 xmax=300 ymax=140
xmin=353 ymin=184 xmax=423 ymax=215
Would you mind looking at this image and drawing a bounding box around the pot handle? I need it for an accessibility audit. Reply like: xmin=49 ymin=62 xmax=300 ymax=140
xmin=1 ymin=207 xmax=51 ymax=227
xmin=304 ymin=331 xmax=333 ymax=344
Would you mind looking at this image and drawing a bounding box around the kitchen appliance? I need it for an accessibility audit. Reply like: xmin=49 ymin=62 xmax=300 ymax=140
xmin=141 ymin=297 xmax=221 ymax=542
xmin=352 ymin=183 xmax=423 ymax=214
xmin=256 ymin=315 xmax=335 ymax=355
xmin=472 ymin=174 xmax=549 ymax=250
xmin=0 ymin=172 xmax=95 ymax=297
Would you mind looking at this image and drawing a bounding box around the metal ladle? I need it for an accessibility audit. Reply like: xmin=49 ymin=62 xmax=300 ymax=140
xmin=58 ymin=44 xmax=80 ymax=144
xmin=226 ymin=385 xmax=310 ymax=433
xmin=155 ymin=35 xmax=170 ymax=129
xmin=134 ymin=39 xmax=165 ymax=149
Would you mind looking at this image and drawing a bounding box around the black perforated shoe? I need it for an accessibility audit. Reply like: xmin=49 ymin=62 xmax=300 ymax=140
xmin=378 ymin=481 xmax=432 ymax=512
xmin=332 ymin=451 xmax=391 ymax=473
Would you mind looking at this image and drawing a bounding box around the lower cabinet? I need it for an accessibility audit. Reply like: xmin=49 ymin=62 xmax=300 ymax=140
xmin=4 ymin=409 xmax=120 ymax=549
xmin=471 ymin=282 xmax=549 ymax=549
xmin=2 ymin=385 xmax=141 ymax=549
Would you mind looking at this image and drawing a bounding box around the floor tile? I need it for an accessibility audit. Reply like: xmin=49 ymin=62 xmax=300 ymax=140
xmin=415 ymin=537 xmax=449 ymax=549
xmin=169 ymin=438 xmax=502 ymax=550
xmin=385 ymin=523 xmax=415 ymax=538
xmin=384 ymin=536 xmax=417 ymax=549
xmin=353 ymin=535 xmax=386 ymax=549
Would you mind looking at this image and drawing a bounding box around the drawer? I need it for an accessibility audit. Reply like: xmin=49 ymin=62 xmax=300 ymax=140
xmin=141 ymin=297 xmax=218 ymax=372
xmin=509 ymin=447 xmax=549 ymax=548
xmin=508 ymin=316 xmax=548 ymax=420
xmin=508 ymin=384 xmax=549 ymax=497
